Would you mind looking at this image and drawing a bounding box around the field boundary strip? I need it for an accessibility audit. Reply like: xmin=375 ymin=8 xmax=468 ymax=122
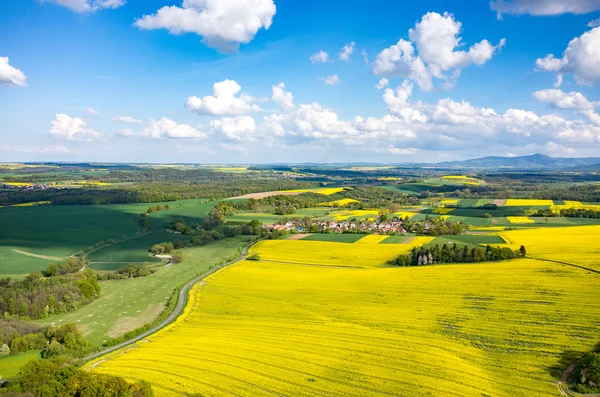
xmin=527 ymin=256 xmax=600 ymax=276
xmin=82 ymin=239 xmax=261 ymax=363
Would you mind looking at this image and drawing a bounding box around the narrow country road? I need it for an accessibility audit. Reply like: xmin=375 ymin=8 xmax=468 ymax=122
xmin=83 ymin=239 xmax=259 ymax=362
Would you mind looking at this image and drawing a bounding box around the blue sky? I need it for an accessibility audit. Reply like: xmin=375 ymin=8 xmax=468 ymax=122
xmin=1 ymin=0 xmax=600 ymax=163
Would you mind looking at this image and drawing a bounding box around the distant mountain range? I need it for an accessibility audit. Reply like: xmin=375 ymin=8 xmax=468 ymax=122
xmin=430 ymin=154 xmax=600 ymax=170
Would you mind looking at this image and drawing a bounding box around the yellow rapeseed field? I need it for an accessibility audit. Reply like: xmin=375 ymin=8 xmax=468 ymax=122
xmin=88 ymin=258 xmax=600 ymax=397
xmin=12 ymin=201 xmax=51 ymax=207
xmin=433 ymin=207 xmax=454 ymax=215
xmin=439 ymin=199 xmax=459 ymax=205
xmin=506 ymin=216 xmax=535 ymax=224
xmin=438 ymin=215 xmax=450 ymax=221
xmin=321 ymin=198 xmax=359 ymax=206
xmin=393 ymin=210 xmax=418 ymax=219
xmin=3 ymin=182 xmax=33 ymax=187
xmin=250 ymin=237 xmax=433 ymax=267
xmin=354 ymin=235 xmax=389 ymax=244
xmin=331 ymin=209 xmax=379 ymax=220
xmin=285 ymin=187 xmax=346 ymax=195
xmin=504 ymin=199 xmax=554 ymax=206
xmin=499 ymin=225 xmax=600 ymax=271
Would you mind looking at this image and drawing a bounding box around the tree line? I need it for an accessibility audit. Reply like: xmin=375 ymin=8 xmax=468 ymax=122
xmin=0 ymin=357 xmax=153 ymax=396
xmin=533 ymin=208 xmax=600 ymax=218
xmin=0 ymin=260 xmax=156 ymax=321
xmin=387 ymin=244 xmax=526 ymax=267
xmin=0 ymin=177 xmax=318 ymax=206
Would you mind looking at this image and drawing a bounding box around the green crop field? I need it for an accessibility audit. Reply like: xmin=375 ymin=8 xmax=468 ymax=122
xmin=301 ymin=233 xmax=366 ymax=243
xmin=0 ymin=199 xmax=218 ymax=276
xmin=379 ymin=235 xmax=414 ymax=244
xmin=38 ymin=236 xmax=252 ymax=346
xmin=424 ymin=234 xmax=506 ymax=249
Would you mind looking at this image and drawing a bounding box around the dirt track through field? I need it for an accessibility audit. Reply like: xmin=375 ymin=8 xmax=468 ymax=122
xmin=12 ymin=249 xmax=63 ymax=261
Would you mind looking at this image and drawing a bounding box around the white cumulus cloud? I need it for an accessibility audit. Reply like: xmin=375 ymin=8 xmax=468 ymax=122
xmin=310 ymin=50 xmax=329 ymax=63
xmin=0 ymin=57 xmax=27 ymax=87
xmin=135 ymin=0 xmax=276 ymax=52
xmin=111 ymin=115 xmax=144 ymax=123
xmin=86 ymin=107 xmax=99 ymax=115
xmin=491 ymin=0 xmax=600 ymax=18
xmin=320 ymin=74 xmax=341 ymax=86
xmin=41 ymin=0 xmax=125 ymax=13
xmin=210 ymin=115 xmax=257 ymax=141
xmin=50 ymin=114 xmax=101 ymax=141
xmin=589 ymin=18 xmax=600 ymax=27
xmin=373 ymin=12 xmax=504 ymax=92
xmin=186 ymin=79 xmax=261 ymax=116
xmin=339 ymin=42 xmax=356 ymax=61
xmin=375 ymin=78 xmax=389 ymax=90
xmin=535 ymin=27 xmax=600 ymax=86
xmin=141 ymin=117 xmax=206 ymax=139
xmin=533 ymin=89 xmax=596 ymax=110
xmin=272 ymin=82 xmax=295 ymax=111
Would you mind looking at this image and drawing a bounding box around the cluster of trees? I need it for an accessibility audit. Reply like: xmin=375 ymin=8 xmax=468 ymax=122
xmin=116 ymin=264 xmax=153 ymax=279
xmin=146 ymin=204 xmax=170 ymax=214
xmin=0 ymin=321 xmax=91 ymax=358
xmin=0 ymin=357 xmax=153 ymax=396
xmin=560 ymin=208 xmax=600 ymax=218
xmin=576 ymin=349 xmax=600 ymax=393
xmin=531 ymin=207 xmax=600 ymax=218
xmin=387 ymin=244 xmax=526 ymax=266
xmin=137 ymin=213 xmax=152 ymax=231
xmin=400 ymin=217 xmax=467 ymax=236
xmin=0 ymin=266 xmax=100 ymax=320
xmin=44 ymin=257 xmax=86 ymax=277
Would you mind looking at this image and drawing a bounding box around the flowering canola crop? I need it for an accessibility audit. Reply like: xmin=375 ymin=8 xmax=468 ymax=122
xmin=499 ymin=225 xmax=600 ymax=271
xmin=506 ymin=216 xmax=535 ymax=224
xmin=250 ymin=237 xmax=433 ymax=267
xmin=88 ymin=256 xmax=600 ymax=397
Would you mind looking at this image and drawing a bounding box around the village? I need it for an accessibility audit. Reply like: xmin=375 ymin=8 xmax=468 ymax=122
xmin=267 ymin=218 xmax=409 ymax=234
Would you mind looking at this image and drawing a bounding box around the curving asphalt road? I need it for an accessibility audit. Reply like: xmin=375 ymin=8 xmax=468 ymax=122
xmin=83 ymin=239 xmax=259 ymax=362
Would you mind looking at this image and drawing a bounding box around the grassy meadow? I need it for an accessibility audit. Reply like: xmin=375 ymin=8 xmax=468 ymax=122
xmin=38 ymin=237 xmax=251 ymax=345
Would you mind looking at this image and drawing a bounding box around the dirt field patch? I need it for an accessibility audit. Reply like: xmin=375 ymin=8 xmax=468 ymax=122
xmin=493 ymin=199 xmax=506 ymax=206
xmin=107 ymin=303 xmax=165 ymax=338
xmin=285 ymin=234 xmax=311 ymax=240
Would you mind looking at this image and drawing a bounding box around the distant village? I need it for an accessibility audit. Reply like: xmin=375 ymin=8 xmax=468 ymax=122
xmin=267 ymin=219 xmax=410 ymax=234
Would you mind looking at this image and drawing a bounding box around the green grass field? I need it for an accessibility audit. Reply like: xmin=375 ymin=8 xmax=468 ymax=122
xmin=379 ymin=235 xmax=414 ymax=244
xmin=38 ymin=236 xmax=252 ymax=346
xmin=0 ymin=350 xmax=41 ymax=379
xmin=301 ymin=233 xmax=366 ymax=243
